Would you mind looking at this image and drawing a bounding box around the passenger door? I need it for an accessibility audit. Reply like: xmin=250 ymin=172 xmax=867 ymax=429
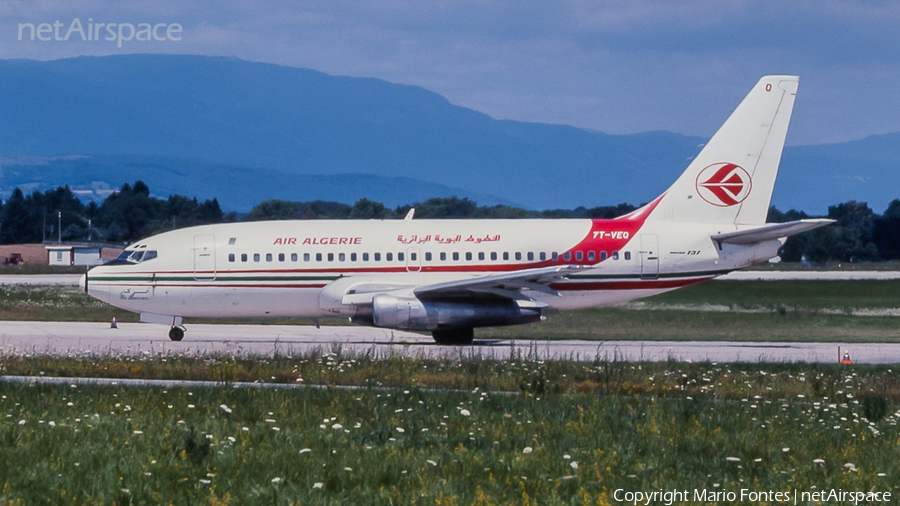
xmin=640 ymin=234 xmax=659 ymax=280
xmin=193 ymin=234 xmax=217 ymax=280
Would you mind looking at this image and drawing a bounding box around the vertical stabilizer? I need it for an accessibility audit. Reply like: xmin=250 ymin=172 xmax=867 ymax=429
xmin=647 ymin=76 xmax=798 ymax=225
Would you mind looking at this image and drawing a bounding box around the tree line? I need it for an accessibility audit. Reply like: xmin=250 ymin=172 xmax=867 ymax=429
xmin=1 ymin=181 xmax=898 ymax=264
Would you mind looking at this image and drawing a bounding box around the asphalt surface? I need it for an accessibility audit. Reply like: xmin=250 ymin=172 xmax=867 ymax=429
xmin=0 ymin=321 xmax=897 ymax=363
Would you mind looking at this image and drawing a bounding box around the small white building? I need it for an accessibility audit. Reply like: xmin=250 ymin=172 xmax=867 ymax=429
xmin=45 ymin=245 xmax=103 ymax=266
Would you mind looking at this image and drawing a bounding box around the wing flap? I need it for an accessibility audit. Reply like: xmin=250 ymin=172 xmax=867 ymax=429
xmin=711 ymin=219 xmax=834 ymax=245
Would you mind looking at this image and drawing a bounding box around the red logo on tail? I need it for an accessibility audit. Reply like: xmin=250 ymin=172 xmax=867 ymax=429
xmin=695 ymin=163 xmax=752 ymax=207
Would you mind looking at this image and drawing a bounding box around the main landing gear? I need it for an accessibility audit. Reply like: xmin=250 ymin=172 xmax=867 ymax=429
xmin=168 ymin=326 xmax=186 ymax=342
xmin=431 ymin=327 xmax=474 ymax=345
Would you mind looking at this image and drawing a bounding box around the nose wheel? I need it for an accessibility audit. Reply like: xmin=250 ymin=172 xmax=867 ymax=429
xmin=168 ymin=326 xmax=186 ymax=341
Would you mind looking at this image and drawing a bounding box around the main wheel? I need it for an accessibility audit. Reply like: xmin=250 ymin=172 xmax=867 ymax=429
xmin=432 ymin=328 xmax=474 ymax=345
xmin=168 ymin=326 xmax=185 ymax=342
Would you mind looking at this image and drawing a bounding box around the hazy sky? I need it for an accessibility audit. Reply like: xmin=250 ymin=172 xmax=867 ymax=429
xmin=4 ymin=0 xmax=899 ymax=145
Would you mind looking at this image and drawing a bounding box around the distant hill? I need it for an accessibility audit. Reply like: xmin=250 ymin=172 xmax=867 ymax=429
xmin=0 ymin=54 xmax=897 ymax=212
xmin=0 ymin=154 xmax=517 ymax=210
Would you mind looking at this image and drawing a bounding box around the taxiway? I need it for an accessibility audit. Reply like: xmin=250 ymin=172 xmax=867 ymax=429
xmin=0 ymin=321 xmax=897 ymax=363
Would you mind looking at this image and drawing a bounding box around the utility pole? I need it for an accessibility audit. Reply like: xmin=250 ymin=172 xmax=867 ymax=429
xmin=58 ymin=211 xmax=61 ymax=243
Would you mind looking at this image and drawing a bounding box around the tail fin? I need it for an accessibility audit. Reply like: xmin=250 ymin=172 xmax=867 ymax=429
xmin=647 ymin=76 xmax=799 ymax=225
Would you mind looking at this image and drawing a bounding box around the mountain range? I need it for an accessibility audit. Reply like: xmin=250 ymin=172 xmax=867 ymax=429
xmin=0 ymin=54 xmax=897 ymax=213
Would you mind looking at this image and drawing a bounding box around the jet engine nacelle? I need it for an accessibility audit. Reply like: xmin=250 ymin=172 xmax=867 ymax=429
xmin=371 ymin=294 xmax=542 ymax=330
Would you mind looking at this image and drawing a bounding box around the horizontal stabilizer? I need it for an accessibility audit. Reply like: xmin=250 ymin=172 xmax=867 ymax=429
xmin=711 ymin=219 xmax=834 ymax=245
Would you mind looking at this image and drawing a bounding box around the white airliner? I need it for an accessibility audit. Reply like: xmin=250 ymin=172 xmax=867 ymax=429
xmin=83 ymin=75 xmax=831 ymax=344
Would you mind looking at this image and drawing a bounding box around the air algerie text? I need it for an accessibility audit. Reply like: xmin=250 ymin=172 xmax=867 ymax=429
xmin=273 ymin=237 xmax=362 ymax=245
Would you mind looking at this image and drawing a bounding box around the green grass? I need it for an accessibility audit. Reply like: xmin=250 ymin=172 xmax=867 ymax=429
xmin=479 ymin=280 xmax=900 ymax=342
xmin=649 ymin=280 xmax=900 ymax=309
xmin=1 ymin=356 xmax=898 ymax=505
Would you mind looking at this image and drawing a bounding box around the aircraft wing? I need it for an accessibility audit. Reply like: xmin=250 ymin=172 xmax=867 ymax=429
xmin=711 ymin=219 xmax=834 ymax=245
xmin=413 ymin=265 xmax=583 ymax=301
xmin=338 ymin=265 xmax=582 ymax=307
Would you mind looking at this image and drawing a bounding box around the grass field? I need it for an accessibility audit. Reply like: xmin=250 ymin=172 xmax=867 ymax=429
xmin=2 ymin=280 xmax=900 ymax=342
xmin=2 ymin=278 xmax=898 ymax=504
xmin=1 ymin=356 xmax=898 ymax=505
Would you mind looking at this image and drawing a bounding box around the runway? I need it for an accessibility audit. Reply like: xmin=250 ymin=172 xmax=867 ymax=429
xmin=1 ymin=321 xmax=897 ymax=363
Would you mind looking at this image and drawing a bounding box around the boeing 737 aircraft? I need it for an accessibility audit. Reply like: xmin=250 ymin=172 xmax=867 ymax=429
xmin=82 ymin=75 xmax=831 ymax=344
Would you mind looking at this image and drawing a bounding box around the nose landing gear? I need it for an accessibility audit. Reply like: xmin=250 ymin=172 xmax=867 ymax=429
xmin=168 ymin=326 xmax=186 ymax=342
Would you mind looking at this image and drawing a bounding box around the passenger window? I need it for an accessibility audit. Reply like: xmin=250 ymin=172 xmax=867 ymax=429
xmin=253 ymin=253 xmax=260 ymax=262
xmin=291 ymin=253 xmax=298 ymax=262
xmin=375 ymin=253 xmax=381 ymax=261
xmin=588 ymin=251 xmax=595 ymax=261
xmin=440 ymin=252 xmax=447 ymax=261
xmin=576 ymin=251 xmax=583 ymax=261
xmin=278 ymin=253 xmax=285 ymax=262
xmin=527 ymin=252 xmax=534 ymax=261
xmin=387 ymin=253 xmax=393 ymax=261
xmin=552 ymin=252 xmax=558 ymax=261
xmin=539 ymin=252 xmax=546 ymax=261
xmin=503 ymin=252 xmax=509 ymax=261
xmin=453 ymin=252 xmax=460 ymax=261
xmin=425 ymin=252 xmax=432 ymax=261
xmin=363 ymin=253 xmax=369 ymax=261
xmin=613 ymin=251 xmax=619 ymax=260
xmin=304 ymin=253 xmax=310 ymax=262
xmin=228 ymin=254 xmax=235 ymax=262
xmin=490 ymin=252 xmax=497 ymax=261
xmin=625 ymin=252 xmax=631 ymax=260
xmin=564 ymin=252 xmax=571 ymax=261
xmin=316 ymin=253 xmax=323 ymax=261
xmin=601 ymin=251 xmax=608 ymax=260
xmin=411 ymin=252 xmax=417 ymax=261
xmin=339 ymin=253 xmax=345 ymax=262
xmin=515 ymin=252 xmax=522 ymax=261
xmin=478 ymin=252 xmax=485 ymax=261
xmin=398 ymin=252 xmax=404 ymax=261
xmin=241 ymin=253 xmax=248 ymax=262
xmin=328 ymin=253 xmax=334 ymax=261
xmin=351 ymin=253 xmax=357 ymax=261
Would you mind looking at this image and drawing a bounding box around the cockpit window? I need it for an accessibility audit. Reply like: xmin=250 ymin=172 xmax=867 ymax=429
xmin=113 ymin=249 xmax=158 ymax=264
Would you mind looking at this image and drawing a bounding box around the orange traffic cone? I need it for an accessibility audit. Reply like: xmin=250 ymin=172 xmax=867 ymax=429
xmin=841 ymin=349 xmax=852 ymax=365
xmin=110 ymin=317 xmax=118 ymax=329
